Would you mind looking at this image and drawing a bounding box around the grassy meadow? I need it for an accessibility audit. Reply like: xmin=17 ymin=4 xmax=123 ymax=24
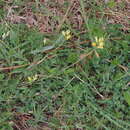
xmin=0 ymin=0 xmax=130 ymax=129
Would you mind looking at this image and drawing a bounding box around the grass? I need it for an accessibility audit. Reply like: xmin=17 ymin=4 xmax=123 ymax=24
xmin=0 ymin=0 xmax=130 ymax=129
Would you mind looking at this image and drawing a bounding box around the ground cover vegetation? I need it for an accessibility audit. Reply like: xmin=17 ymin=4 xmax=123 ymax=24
xmin=0 ymin=0 xmax=130 ymax=129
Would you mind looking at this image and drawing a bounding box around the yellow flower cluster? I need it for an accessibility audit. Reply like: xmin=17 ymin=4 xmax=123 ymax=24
xmin=62 ymin=30 xmax=72 ymax=40
xmin=27 ymin=74 xmax=38 ymax=83
xmin=91 ymin=37 xmax=104 ymax=49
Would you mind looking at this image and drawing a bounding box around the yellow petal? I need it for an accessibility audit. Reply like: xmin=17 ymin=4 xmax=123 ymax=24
xmin=33 ymin=75 xmax=38 ymax=81
xmin=62 ymin=31 xmax=66 ymax=36
xmin=99 ymin=41 xmax=104 ymax=47
xmin=43 ymin=38 xmax=47 ymax=44
xmin=66 ymin=35 xmax=71 ymax=40
xmin=99 ymin=37 xmax=104 ymax=43
xmin=28 ymin=77 xmax=32 ymax=82
xmin=97 ymin=45 xmax=103 ymax=49
xmin=95 ymin=37 xmax=98 ymax=42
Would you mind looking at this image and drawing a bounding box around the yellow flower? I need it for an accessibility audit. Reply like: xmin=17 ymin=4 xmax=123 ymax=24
xmin=27 ymin=74 xmax=38 ymax=83
xmin=91 ymin=42 xmax=97 ymax=47
xmin=43 ymin=38 xmax=47 ymax=44
xmin=43 ymin=38 xmax=50 ymax=45
xmin=62 ymin=30 xmax=72 ymax=40
xmin=2 ymin=31 xmax=10 ymax=39
xmin=92 ymin=37 xmax=104 ymax=49
xmin=66 ymin=35 xmax=72 ymax=40
xmin=62 ymin=31 xmax=66 ymax=36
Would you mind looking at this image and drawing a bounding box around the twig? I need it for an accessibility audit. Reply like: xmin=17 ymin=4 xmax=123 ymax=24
xmin=0 ymin=55 xmax=50 ymax=71
xmin=106 ymin=59 xmax=128 ymax=72
xmin=0 ymin=64 xmax=28 ymax=71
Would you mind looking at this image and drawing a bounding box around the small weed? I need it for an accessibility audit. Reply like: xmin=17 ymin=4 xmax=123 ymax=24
xmin=0 ymin=0 xmax=129 ymax=129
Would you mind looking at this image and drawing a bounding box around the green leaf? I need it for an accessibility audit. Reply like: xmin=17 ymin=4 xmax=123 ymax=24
xmin=123 ymin=91 xmax=130 ymax=106
xmin=10 ymin=30 xmax=19 ymax=44
xmin=0 ymin=74 xmax=5 ymax=80
xmin=31 ymin=45 xmax=54 ymax=54
xmin=107 ymin=0 xmax=116 ymax=8
xmin=67 ymin=52 xmax=78 ymax=63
